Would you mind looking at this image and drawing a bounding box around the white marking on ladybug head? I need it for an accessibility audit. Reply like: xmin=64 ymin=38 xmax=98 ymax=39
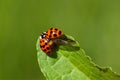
xmin=39 ymin=36 xmax=42 ymax=39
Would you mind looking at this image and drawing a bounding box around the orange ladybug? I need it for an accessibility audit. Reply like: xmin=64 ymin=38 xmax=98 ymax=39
xmin=40 ymin=38 xmax=53 ymax=54
xmin=40 ymin=27 xmax=65 ymax=54
xmin=41 ymin=27 xmax=64 ymax=39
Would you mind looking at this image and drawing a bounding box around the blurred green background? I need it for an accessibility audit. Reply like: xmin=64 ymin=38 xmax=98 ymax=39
xmin=0 ymin=0 xmax=120 ymax=80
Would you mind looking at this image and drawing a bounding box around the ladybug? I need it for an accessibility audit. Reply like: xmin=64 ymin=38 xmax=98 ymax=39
xmin=39 ymin=27 xmax=68 ymax=54
xmin=42 ymin=27 xmax=64 ymax=39
xmin=40 ymin=38 xmax=53 ymax=54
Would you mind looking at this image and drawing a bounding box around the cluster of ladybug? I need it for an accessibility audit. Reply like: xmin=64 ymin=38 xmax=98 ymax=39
xmin=40 ymin=27 xmax=64 ymax=54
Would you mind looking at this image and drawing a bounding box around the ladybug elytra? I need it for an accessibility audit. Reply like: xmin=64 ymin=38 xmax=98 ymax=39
xmin=40 ymin=38 xmax=53 ymax=54
xmin=45 ymin=27 xmax=64 ymax=39
xmin=39 ymin=27 xmax=68 ymax=54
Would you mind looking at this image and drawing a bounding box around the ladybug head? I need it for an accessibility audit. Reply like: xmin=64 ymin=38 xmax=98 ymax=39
xmin=40 ymin=32 xmax=46 ymax=39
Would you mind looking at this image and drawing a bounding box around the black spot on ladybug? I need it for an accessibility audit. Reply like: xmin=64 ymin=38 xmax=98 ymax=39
xmin=43 ymin=49 xmax=46 ymax=52
xmin=53 ymin=34 xmax=57 ymax=37
xmin=49 ymin=35 xmax=51 ymax=38
xmin=47 ymin=51 xmax=51 ymax=53
xmin=55 ymin=28 xmax=58 ymax=31
xmin=46 ymin=47 xmax=49 ymax=50
xmin=40 ymin=40 xmax=42 ymax=43
xmin=58 ymin=31 xmax=62 ymax=35
xmin=42 ymin=45 xmax=45 ymax=48
xmin=50 ymin=31 xmax=53 ymax=34
xmin=50 ymin=27 xmax=53 ymax=30
xmin=45 ymin=43 xmax=47 ymax=45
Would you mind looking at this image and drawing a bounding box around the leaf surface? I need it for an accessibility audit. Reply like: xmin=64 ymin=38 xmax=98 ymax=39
xmin=36 ymin=35 xmax=120 ymax=80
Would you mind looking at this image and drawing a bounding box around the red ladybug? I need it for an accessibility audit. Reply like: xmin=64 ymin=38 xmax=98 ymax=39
xmin=39 ymin=27 xmax=66 ymax=54
xmin=41 ymin=27 xmax=64 ymax=39
xmin=40 ymin=38 xmax=53 ymax=54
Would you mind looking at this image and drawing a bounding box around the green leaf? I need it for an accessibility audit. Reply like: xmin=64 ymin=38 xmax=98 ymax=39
xmin=36 ymin=35 xmax=120 ymax=80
